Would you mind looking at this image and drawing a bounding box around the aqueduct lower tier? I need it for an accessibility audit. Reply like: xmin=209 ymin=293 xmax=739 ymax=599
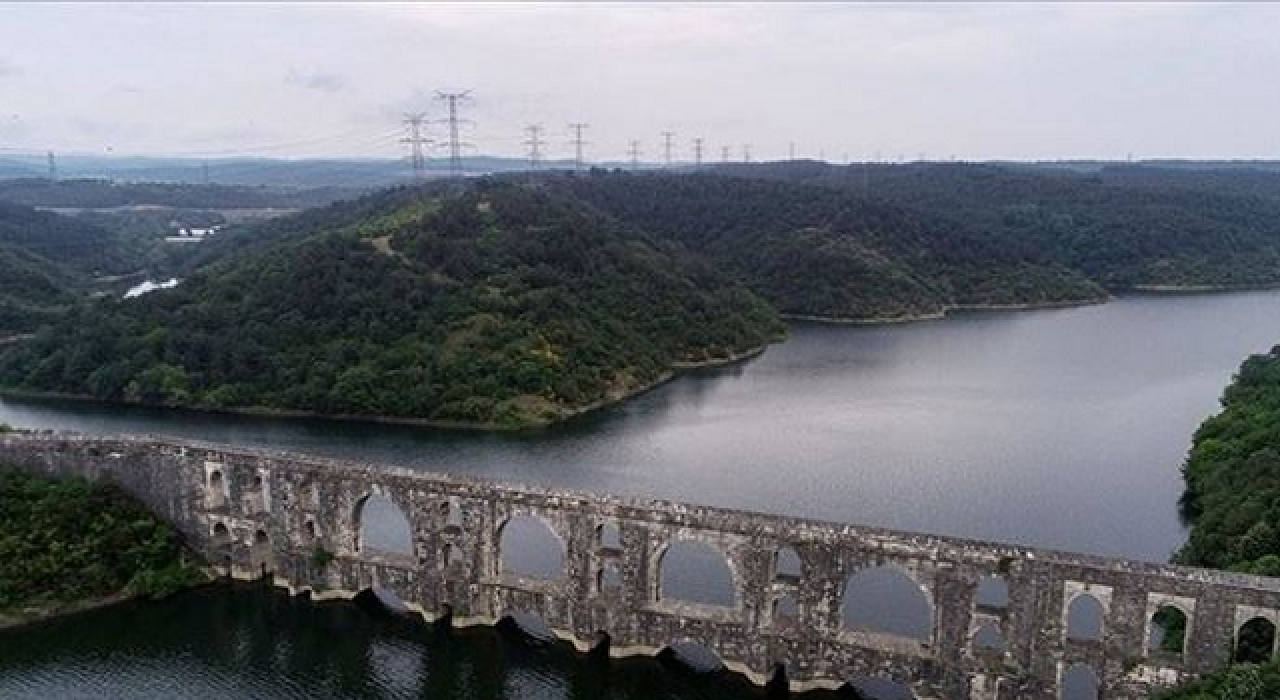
xmin=3 ymin=433 xmax=1278 ymax=699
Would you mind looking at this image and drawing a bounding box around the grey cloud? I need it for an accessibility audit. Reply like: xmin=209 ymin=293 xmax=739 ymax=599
xmin=285 ymin=68 xmax=349 ymax=94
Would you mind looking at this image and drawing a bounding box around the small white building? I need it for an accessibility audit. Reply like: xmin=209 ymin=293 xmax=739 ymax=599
xmin=165 ymin=225 xmax=221 ymax=243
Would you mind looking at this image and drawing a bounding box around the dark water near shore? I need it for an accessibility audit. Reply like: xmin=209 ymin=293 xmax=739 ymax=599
xmin=0 ymin=585 xmax=797 ymax=700
xmin=4 ymin=290 xmax=1280 ymax=697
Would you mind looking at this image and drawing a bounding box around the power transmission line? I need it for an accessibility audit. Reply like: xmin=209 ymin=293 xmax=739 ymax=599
xmin=789 ymin=142 xmax=796 ymax=160
xmin=434 ymin=90 xmax=473 ymax=178
xmin=742 ymin=143 xmax=751 ymax=163
xmin=400 ymin=112 xmax=430 ymax=180
xmin=692 ymin=137 xmax=704 ymax=167
xmin=523 ymin=124 xmax=546 ymax=170
xmin=721 ymin=145 xmax=730 ymax=163
xmin=627 ymin=140 xmax=642 ymax=169
xmin=661 ymin=131 xmax=675 ymax=167
xmin=568 ymin=123 xmax=589 ymax=170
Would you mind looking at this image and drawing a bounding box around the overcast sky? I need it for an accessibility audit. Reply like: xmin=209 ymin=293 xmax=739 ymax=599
xmin=1 ymin=2 xmax=1279 ymax=162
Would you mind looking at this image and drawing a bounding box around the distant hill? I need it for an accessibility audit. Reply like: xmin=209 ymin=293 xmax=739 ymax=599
xmin=704 ymin=162 xmax=1280 ymax=292
xmin=0 ymin=178 xmax=361 ymax=210
xmin=0 ymin=154 xmax=564 ymax=188
xmin=0 ymin=182 xmax=781 ymax=427
xmin=9 ymin=164 xmax=1280 ymax=424
xmin=0 ymin=200 xmax=138 ymax=277
xmin=549 ymin=171 xmax=1106 ymax=320
xmin=0 ymin=243 xmax=78 ymax=333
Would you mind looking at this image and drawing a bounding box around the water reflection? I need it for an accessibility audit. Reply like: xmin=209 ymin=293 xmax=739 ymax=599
xmin=0 ymin=585 xmax=828 ymax=700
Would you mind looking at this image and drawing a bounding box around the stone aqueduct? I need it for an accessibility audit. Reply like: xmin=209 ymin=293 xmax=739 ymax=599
xmin=5 ymin=433 xmax=1280 ymax=700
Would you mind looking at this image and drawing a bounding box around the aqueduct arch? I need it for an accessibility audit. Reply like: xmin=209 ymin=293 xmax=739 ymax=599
xmin=9 ymin=433 xmax=1280 ymax=700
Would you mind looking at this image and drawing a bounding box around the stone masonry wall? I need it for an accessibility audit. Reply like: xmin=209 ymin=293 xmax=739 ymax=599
xmin=2 ymin=432 xmax=1277 ymax=699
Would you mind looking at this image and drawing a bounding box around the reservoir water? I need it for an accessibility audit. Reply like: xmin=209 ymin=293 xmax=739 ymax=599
xmin=4 ymin=290 xmax=1280 ymax=698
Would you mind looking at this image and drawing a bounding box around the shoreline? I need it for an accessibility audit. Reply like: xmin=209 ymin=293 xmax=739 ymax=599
xmin=0 ymin=590 xmax=135 ymax=631
xmin=1127 ymin=282 xmax=1280 ymax=295
xmin=780 ymin=295 xmax=1109 ymax=326
xmin=0 ymin=343 xmax=770 ymax=433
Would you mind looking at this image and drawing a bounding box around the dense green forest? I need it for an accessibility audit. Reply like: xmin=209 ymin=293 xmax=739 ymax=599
xmin=1175 ymin=346 xmax=1280 ymax=575
xmin=0 ymin=182 xmax=781 ymax=427
xmin=0 ymin=467 xmax=204 ymax=619
xmin=551 ymin=172 xmax=1106 ymax=320
xmin=0 ymin=200 xmax=140 ymax=276
xmin=0 ymin=200 xmax=145 ymax=335
xmin=707 ymin=162 xmax=1280 ymax=293
xmin=1153 ymin=346 xmax=1280 ymax=698
xmin=0 ymin=243 xmax=78 ymax=333
xmin=8 ymin=165 xmax=1280 ymax=424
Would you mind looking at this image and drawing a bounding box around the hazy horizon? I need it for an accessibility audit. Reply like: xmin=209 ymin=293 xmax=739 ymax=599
xmin=2 ymin=2 xmax=1279 ymax=163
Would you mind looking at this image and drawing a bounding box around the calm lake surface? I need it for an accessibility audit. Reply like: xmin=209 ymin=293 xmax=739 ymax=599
xmin=4 ymin=290 xmax=1280 ymax=698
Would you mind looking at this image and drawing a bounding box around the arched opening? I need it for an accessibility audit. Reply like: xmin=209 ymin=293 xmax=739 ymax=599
xmin=302 ymin=519 xmax=317 ymax=543
xmin=372 ymin=587 xmax=408 ymax=613
xmin=443 ymin=542 xmax=465 ymax=569
xmin=775 ymin=547 xmax=803 ymax=580
xmin=1148 ymin=605 xmax=1188 ymax=655
xmin=976 ymin=575 xmax=1009 ymax=610
xmin=658 ymin=642 xmax=725 ymax=674
xmin=248 ymin=474 xmax=267 ymax=513
xmin=1061 ymin=663 xmax=1099 ymax=700
xmin=252 ymin=528 xmax=272 ymax=576
xmin=499 ymin=515 xmax=565 ymax=580
xmin=773 ymin=594 xmax=800 ymax=626
xmin=596 ymin=522 xmax=622 ymax=550
xmin=207 ymin=470 xmax=227 ymax=509
xmin=597 ymin=564 xmax=623 ymax=594
xmin=445 ymin=499 xmax=464 ymax=529
xmin=1066 ymin=594 xmax=1105 ymax=642
xmin=211 ymin=522 xmax=231 ymax=545
xmin=356 ymin=494 xmax=413 ymax=556
xmin=842 ymin=566 xmax=933 ymax=642
xmin=658 ymin=540 xmax=736 ymax=608
xmin=354 ymin=587 xmax=410 ymax=617
xmin=498 ymin=611 xmax=556 ymax=644
xmin=211 ymin=522 xmax=232 ymax=570
xmin=1235 ymin=617 xmax=1277 ymax=663
xmin=844 ymin=675 xmax=917 ymax=700
xmin=971 ymin=622 xmax=1008 ymax=654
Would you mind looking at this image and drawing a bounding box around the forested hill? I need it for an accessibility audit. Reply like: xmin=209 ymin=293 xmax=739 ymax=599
xmin=0 ymin=200 xmax=135 ymax=276
xmin=0 ymin=183 xmax=781 ymax=428
xmin=0 ymin=244 xmax=78 ymax=333
xmin=548 ymin=172 xmax=1105 ymax=320
xmin=706 ymin=162 xmax=1280 ymax=292
xmin=1175 ymin=346 xmax=1280 ymax=576
xmin=0 ymin=201 xmax=134 ymax=334
xmin=0 ymin=178 xmax=359 ymax=210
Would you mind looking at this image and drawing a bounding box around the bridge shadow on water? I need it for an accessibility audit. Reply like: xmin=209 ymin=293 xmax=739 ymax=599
xmin=0 ymin=581 xmax=894 ymax=700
